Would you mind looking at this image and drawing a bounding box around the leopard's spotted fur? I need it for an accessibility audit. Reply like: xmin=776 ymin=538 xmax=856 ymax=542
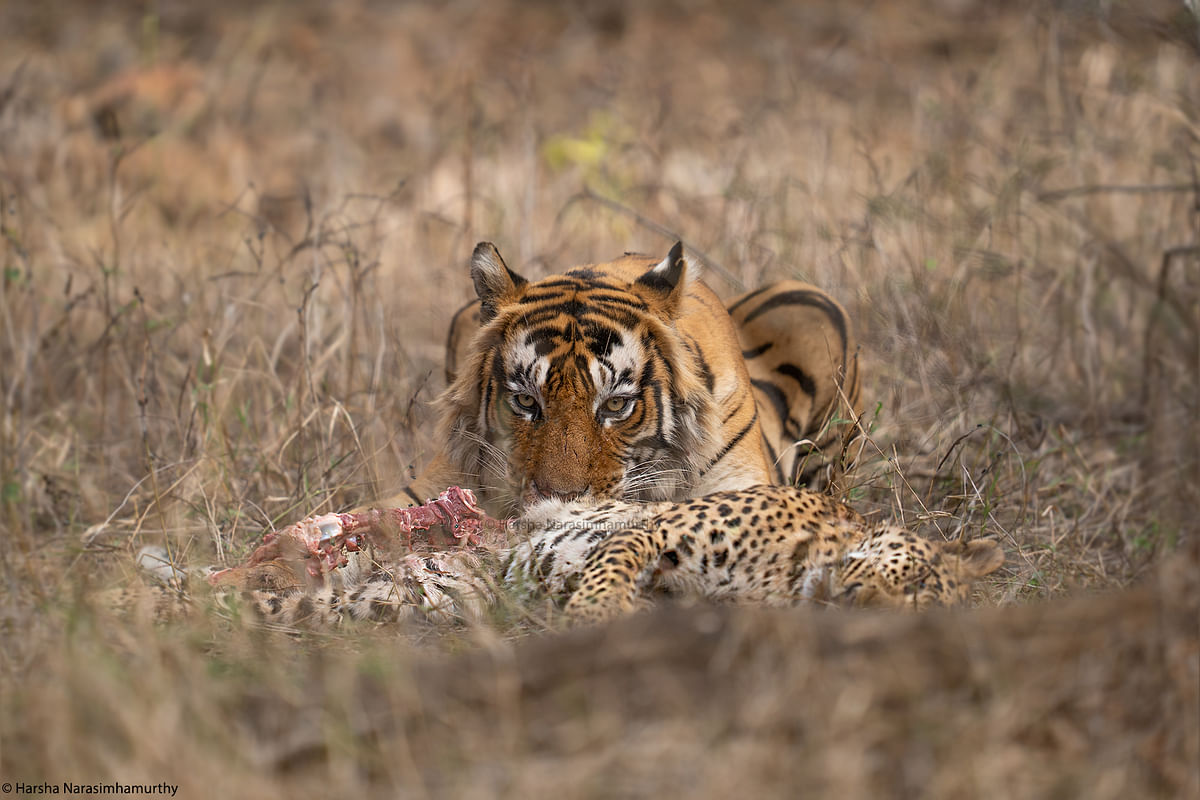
xmin=179 ymin=486 xmax=1002 ymax=628
xmin=562 ymin=486 xmax=1006 ymax=623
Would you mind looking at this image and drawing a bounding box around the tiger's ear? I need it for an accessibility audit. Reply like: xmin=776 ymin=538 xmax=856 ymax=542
xmin=471 ymin=242 xmax=527 ymax=322
xmin=634 ymin=241 xmax=690 ymax=316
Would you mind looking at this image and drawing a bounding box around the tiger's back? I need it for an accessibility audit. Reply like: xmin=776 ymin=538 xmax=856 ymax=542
xmin=728 ymin=281 xmax=860 ymax=491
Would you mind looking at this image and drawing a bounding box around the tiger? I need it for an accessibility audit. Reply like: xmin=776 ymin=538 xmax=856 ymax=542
xmin=375 ymin=241 xmax=859 ymax=516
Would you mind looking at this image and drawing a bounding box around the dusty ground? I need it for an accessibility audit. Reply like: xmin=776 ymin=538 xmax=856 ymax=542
xmin=0 ymin=1 xmax=1197 ymax=797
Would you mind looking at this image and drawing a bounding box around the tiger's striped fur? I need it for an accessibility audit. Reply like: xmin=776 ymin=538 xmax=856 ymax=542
xmin=728 ymin=281 xmax=861 ymax=491
xmin=377 ymin=242 xmax=859 ymax=514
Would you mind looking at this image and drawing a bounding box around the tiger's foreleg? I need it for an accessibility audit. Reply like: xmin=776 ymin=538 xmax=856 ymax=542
xmin=368 ymin=453 xmax=475 ymax=512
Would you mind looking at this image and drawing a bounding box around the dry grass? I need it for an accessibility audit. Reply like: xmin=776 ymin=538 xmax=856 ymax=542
xmin=0 ymin=1 xmax=1197 ymax=797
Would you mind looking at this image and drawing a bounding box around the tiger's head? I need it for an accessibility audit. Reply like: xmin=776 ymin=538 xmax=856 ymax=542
xmin=439 ymin=242 xmax=719 ymax=514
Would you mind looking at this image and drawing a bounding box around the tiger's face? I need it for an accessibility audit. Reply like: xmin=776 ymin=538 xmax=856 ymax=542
xmin=440 ymin=242 xmax=714 ymax=513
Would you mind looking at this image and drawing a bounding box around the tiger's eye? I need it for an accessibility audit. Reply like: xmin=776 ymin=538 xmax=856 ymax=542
xmin=604 ymin=396 xmax=632 ymax=414
xmin=513 ymin=393 xmax=538 ymax=411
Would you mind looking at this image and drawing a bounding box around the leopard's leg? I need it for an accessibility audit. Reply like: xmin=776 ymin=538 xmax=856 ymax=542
xmin=503 ymin=497 xmax=673 ymax=600
xmin=225 ymin=547 xmax=501 ymax=629
xmin=563 ymin=525 xmax=670 ymax=623
xmin=341 ymin=550 xmax=499 ymax=625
